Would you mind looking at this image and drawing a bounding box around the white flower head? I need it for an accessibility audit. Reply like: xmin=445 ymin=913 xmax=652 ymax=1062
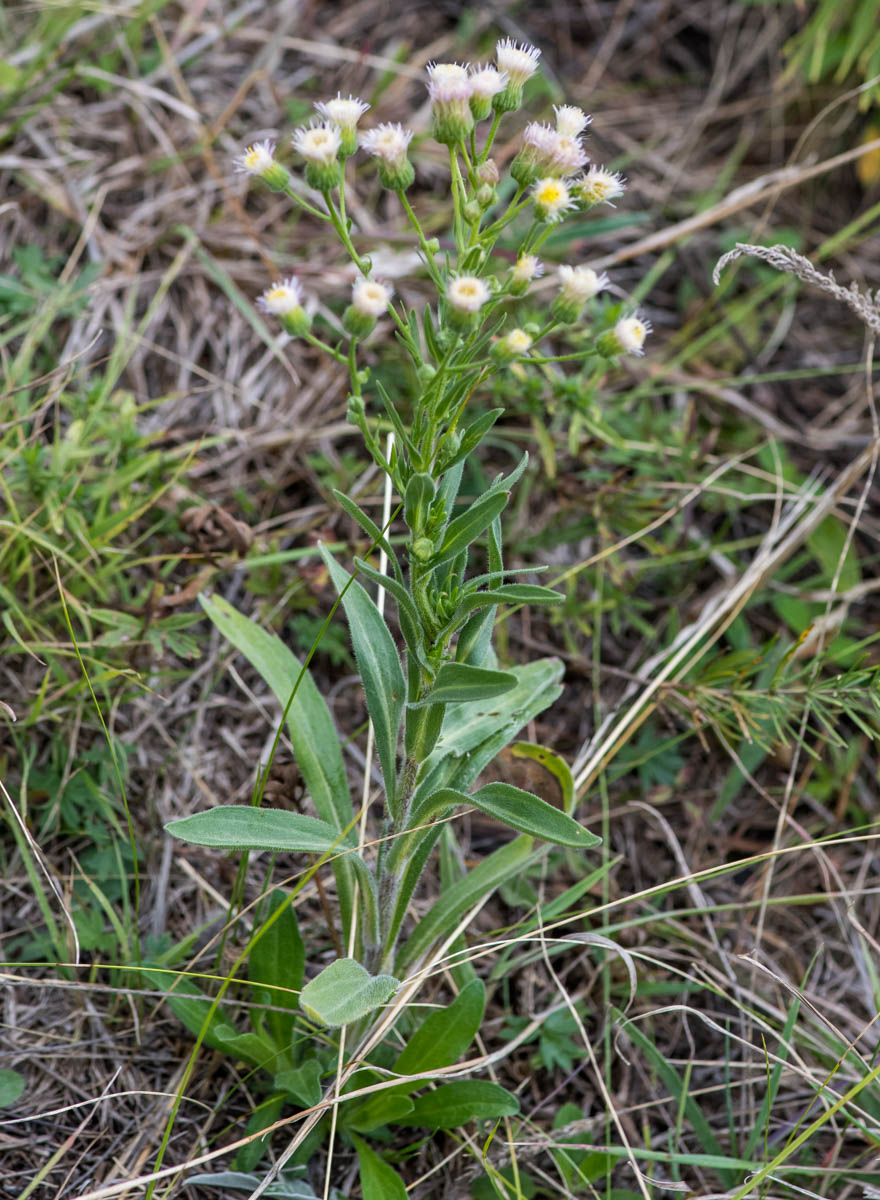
xmin=352 ymin=278 xmax=393 ymax=317
xmin=360 ymin=122 xmax=413 ymax=164
xmin=291 ymin=122 xmax=342 ymax=164
xmin=532 ymin=176 xmax=574 ymax=222
xmin=522 ymin=121 xmax=559 ymax=156
xmin=314 ymin=93 xmax=370 ymax=129
xmin=554 ymin=105 xmax=591 ymax=138
xmin=257 ymin=277 xmax=305 ymax=316
xmin=427 ymin=61 xmax=471 ymax=88
xmin=615 ymin=314 xmax=651 ymax=355
xmin=578 ymin=166 xmax=626 ymax=205
xmin=235 ymin=140 xmax=277 ymax=176
xmin=447 ymin=274 xmax=490 ymax=313
xmin=469 ymin=65 xmax=507 ymax=100
xmin=558 ymin=264 xmax=608 ymax=303
xmin=511 ymin=254 xmax=543 ymax=285
xmin=495 ymin=38 xmax=541 ymax=86
xmin=548 ymin=133 xmax=588 ymax=175
xmin=505 ymin=328 xmax=533 ymax=353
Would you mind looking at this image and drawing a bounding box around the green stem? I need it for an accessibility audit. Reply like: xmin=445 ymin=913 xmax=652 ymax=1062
xmin=449 ymin=147 xmax=467 ymax=254
xmin=303 ymin=330 xmax=347 ymax=363
xmin=399 ymin=190 xmax=442 ymax=286
xmin=479 ymin=110 xmax=502 ymax=163
xmin=324 ymin=190 xmax=371 ymax=275
xmin=281 ymin=183 xmax=331 ymax=221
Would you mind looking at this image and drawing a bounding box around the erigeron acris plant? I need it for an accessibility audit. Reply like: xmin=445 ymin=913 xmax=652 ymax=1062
xmin=163 ymin=38 xmax=650 ymax=1185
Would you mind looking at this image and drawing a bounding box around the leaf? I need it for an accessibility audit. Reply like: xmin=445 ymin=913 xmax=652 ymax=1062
xmin=141 ymin=969 xmax=239 ymax=1057
xmin=411 ymin=783 xmax=600 ymax=849
xmin=213 ymin=1023 xmax=282 ymax=1069
xmin=458 ymin=584 xmax=563 ymax=613
xmin=0 ymin=1070 xmax=24 ymax=1108
xmin=186 ymin=1170 xmax=318 ymax=1198
xmin=165 ymin=807 xmax=347 ymax=855
xmin=233 ymin=1094 xmax=285 ymax=1172
xmin=249 ymin=890 xmax=305 ymax=1048
xmin=352 ymin=1136 xmax=408 ymax=1200
xmin=275 ymin=1059 xmax=323 ymax=1107
xmin=299 ymin=958 xmax=399 ymax=1027
xmin=396 ymin=1080 xmax=519 ymax=1128
xmin=341 ymin=1091 xmax=415 ymax=1132
xmin=332 ymin=489 xmax=400 ymax=580
xmin=396 ymin=836 xmax=534 ymax=971
xmin=393 ymin=978 xmax=486 ymax=1076
xmin=199 ymin=594 xmax=355 ymax=940
xmin=430 ymin=490 xmax=510 ymax=568
xmin=321 ymin=549 xmax=406 ymax=817
xmin=404 ymin=472 xmax=436 ymax=534
xmin=415 ymin=662 xmax=518 ymax=705
xmin=511 ymin=741 xmax=576 ymax=815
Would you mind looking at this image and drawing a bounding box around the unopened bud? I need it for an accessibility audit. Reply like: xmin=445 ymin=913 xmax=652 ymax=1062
xmin=412 ymin=537 xmax=435 ymax=562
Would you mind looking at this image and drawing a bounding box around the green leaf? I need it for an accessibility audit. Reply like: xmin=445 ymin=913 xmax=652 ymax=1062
xmin=352 ymin=1136 xmax=408 ymax=1200
xmin=321 ymin=549 xmax=406 ymax=818
xmin=0 ymin=1069 xmax=24 ymax=1108
xmin=396 ymin=837 xmax=534 ymax=971
xmin=275 ymin=1059 xmax=323 ymax=1107
xmin=411 ymin=783 xmax=600 ymax=849
xmin=393 ymin=978 xmax=485 ymax=1076
xmin=233 ymin=1094 xmax=285 ymax=1172
xmin=300 ymin=958 xmax=399 ymax=1027
xmin=199 ymin=594 xmax=355 ymax=940
xmin=332 ymin=490 xmax=400 ymax=581
xmin=341 ymin=1091 xmax=415 ymax=1132
xmin=430 ymin=490 xmax=509 ymax=568
xmin=510 ymin=741 xmax=576 ymax=815
xmin=404 ymin=472 xmax=436 ymax=535
xmin=249 ymin=890 xmax=304 ymax=1046
xmin=415 ymin=662 xmax=518 ymax=705
xmin=165 ymin=806 xmax=347 ymax=855
xmin=458 ymin=584 xmax=563 ymax=614
xmin=396 ymin=1080 xmax=519 ymax=1128
xmin=186 ymin=1170 xmax=318 ymax=1198
xmin=141 ymin=969 xmax=239 ymax=1056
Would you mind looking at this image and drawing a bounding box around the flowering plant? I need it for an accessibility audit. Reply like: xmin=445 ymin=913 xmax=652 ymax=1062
xmin=164 ymin=37 xmax=649 ymax=1189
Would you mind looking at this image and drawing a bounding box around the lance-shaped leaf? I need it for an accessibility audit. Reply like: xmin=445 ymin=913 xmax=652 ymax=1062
xmin=411 ymin=662 xmax=517 ymax=707
xmin=353 ymin=1137 xmax=408 ymax=1200
xmin=408 ymin=783 xmax=600 ymax=849
xmin=393 ymin=978 xmax=485 ymax=1077
xmin=404 ymin=472 xmax=435 ymax=535
xmin=321 ymin=548 xmax=406 ymax=820
xmin=396 ymin=835 xmax=534 ymax=972
xmin=332 ymin=489 xmax=401 ymax=582
xmin=395 ymin=1080 xmax=519 ymax=1128
xmin=166 ymin=806 xmax=349 ymax=854
xmin=299 ymin=958 xmax=399 ymax=1027
xmin=429 ymin=489 xmax=509 ymax=568
xmin=249 ymin=890 xmax=304 ymax=1047
xmin=199 ymin=594 xmax=355 ymax=939
xmin=438 ymin=407 xmax=504 ymax=474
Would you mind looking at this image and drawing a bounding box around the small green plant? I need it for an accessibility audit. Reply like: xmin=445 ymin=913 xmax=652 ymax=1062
xmin=160 ymin=39 xmax=651 ymax=1192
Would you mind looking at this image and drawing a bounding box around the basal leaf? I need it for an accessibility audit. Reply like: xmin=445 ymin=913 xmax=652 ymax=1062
xmin=395 ymin=1080 xmax=519 ymax=1128
xmin=393 ymin=978 xmax=486 ymax=1076
xmin=300 ymin=958 xmax=399 ymax=1028
xmin=165 ymin=807 xmax=346 ymax=855
xmin=353 ymin=1136 xmax=408 ymax=1200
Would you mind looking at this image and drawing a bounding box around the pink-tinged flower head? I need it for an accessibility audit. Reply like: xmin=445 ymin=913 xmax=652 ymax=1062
xmin=427 ymin=61 xmax=473 ymax=145
xmin=360 ymin=123 xmax=415 ymax=190
xmin=511 ymin=122 xmax=586 ymax=184
xmin=314 ymin=94 xmax=369 ymax=155
xmin=554 ymin=105 xmax=591 ymax=137
xmin=468 ymin=65 xmax=507 ymax=119
xmin=548 ymin=133 xmax=588 ymax=176
xmin=493 ymin=38 xmax=541 ymax=111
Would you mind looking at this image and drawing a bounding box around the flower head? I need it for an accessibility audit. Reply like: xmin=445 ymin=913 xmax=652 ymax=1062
xmin=291 ymin=122 xmax=342 ymax=189
xmin=360 ymin=123 xmax=415 ymax=190
xmin=510 ymin=254 xmax=543 ymax=294
xmin=511 ymin=122 xmax=587 ymax=185
xmin=494 ymin=38 xmax=541 ymax=110
xmin=575 ymin=166 xmax=626 ymax=207
xmin=492 ymin=327 xmax=533 ymax=363
xmin=469 ymin=66 xmax=507 ymax=120
xmin=614 ymin=314 xmax=651 ymax=355
xmin=552 ymin=264 xmax=609 ymax=322
xmin=235 ymin=140 xmax=288 ymax=190
xmin=257 ymin=277 xmax=311 ymax=337
xmin=532 ymin=177 xmax=574 ymax=223
xmin=446 ymin=274 xmax=490 ymax=324
xmin=427 ymin=61 xmax=473 ymax=145
xmin=554 ymin=105 xmax=591 ymax=138
xmin=314 ymin=93 xmax=369 ymax=155
xmin=344 ymin=278 xmax=393 ymax=338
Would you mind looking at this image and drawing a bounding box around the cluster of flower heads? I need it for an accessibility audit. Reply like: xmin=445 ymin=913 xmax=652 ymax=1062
xmin=237 ymin=36 xmax=650 ymax=357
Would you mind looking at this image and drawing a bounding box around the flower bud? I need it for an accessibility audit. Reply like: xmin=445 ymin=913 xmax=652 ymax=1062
xmin=412 ymin=537 xmax=435 ymax=562
xmin=598 ymin=314 xmax=652 ymax=357
xmin=491 ymin=328 xmax=533 ymax=364
xmin=257 ymin=278 xmax=311 ymax=337
xmin=476 ymin=184 xmax=497 ymax=209
xmin=360 ymin=123 xmax=415 ymax=191
xmin=427 ymin=62 xmax=473 ymax=146
xmin=314 ymin=94 xmax=369 ymax=158
xmin=343 ymin=278 xmax=393 ymax=338
xmin=468 ymin=67 xmax=507 ymax=121
xmin=551 ymin=265 xmax=609 ymax=323
xmin=477 ymin=158 xmax=500 ymax=186
xmin=235 ymin=141 xmax=289 ymax=191
xmin=493 ymin=38 xmax=541 ymax=112
xmin=463 ymin=199 xmax=482 ymax=224
xmin=509 ymin=254 xmax=543 ymax=296
xmin=291 ymin=123 xmax=343 ymax=190
xmin=417 ymin=364 xmax=437 ymax=385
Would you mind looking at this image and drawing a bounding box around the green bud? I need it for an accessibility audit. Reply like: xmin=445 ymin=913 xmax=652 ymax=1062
xmin=462 ymin=199 xmax=481 ymax=224
xmin=426 ymin=238 xmax=440 ymax=255
xmin=261 ymin=162 xmax=290 ymax=192
xmin=412 ymin=537 xmax=435 ymax=562
xmin=346 ymin=393 xmax=366 ymax=423
xmin=417 ymin=364 xmax=436 ymax=386
xmin=342 ymin=305 xmax=377 ymax=339
xmin=476 ymin=184 xmax=496 ymax=209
